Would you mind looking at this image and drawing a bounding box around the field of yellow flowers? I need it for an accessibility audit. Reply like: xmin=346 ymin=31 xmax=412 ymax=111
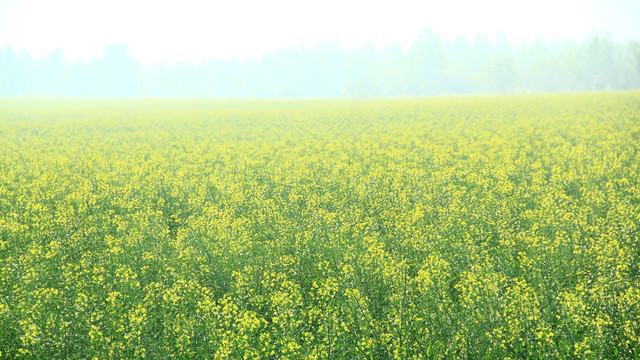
xmin=0 ymin=93 xmax=639 ymax=359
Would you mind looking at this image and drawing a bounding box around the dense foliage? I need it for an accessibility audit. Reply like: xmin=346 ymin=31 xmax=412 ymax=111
xmin=1 ymin=93 xmax=639 ymax=358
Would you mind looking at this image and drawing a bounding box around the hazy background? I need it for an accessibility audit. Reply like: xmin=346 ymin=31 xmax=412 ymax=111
xmin=1 ymin=0 xmax=639 ymax=97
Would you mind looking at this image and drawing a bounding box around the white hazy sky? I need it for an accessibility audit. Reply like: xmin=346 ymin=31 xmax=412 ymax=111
xmin=0 ymin=0 xmax=638 ymax=64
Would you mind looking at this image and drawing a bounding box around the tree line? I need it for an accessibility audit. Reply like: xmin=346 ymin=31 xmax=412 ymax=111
xmin=1 ymin=30 xmax=639 ymax=97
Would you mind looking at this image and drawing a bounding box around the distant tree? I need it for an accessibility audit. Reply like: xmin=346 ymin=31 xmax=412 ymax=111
xmin=1 ymin=47 xmax=23 ymax=95
xmin=583 ymin=33 xmax=616 ymax=90
xmin=40 ymin=47 xmax=67 ymax=96
xmin=629 ymin=41 xmax=640 ymax=88
xmin=481 ymin=53 xmax=517 ymax=93
xmin=0 ymin=30 xmax=639 ymax=97
xmin=408 ymin=29 xmax=444 ymax=94
xmin=99 ymin=44 xmax=140 ymax=96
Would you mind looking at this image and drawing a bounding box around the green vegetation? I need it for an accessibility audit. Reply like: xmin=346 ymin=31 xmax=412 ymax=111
xmin=2 ymin=31 xmax=640 ymax=97
xmin=1 ymin=93 xmax=639 ymax=358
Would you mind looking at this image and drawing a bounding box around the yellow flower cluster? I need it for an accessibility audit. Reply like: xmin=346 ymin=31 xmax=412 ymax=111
xmin=0 ymin=93 xmax=639 ymax=358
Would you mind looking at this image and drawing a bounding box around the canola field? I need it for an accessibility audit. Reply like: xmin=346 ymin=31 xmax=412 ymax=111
xmin=0 ymin=93 xmax=639 ymax=359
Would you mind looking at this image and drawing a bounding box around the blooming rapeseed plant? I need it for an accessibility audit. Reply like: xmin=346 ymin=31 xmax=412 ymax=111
xmin=0 ymin=93 xmax=638 ymax=358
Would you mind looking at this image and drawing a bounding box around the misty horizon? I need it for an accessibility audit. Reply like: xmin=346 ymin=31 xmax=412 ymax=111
xmin=2 ymin=28 xmax=639 ymax=98
xmin=2 ymin=0 xmax=639 ymax=64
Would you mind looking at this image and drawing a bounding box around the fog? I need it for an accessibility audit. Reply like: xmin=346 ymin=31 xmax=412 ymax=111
xmin=1 ymin=31 xmax=639 ymax=97
xmin=1 ymin=0 xmax=639 ymax=97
